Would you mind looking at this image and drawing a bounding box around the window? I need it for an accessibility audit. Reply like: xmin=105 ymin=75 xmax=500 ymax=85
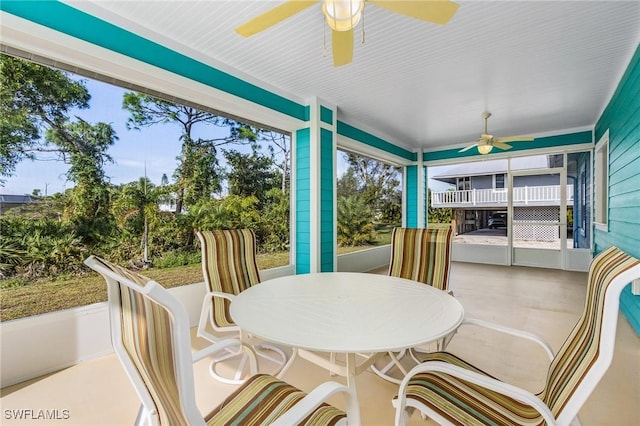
xmin=336 ymin=150 xmax=402 ymax=251
xmin=494 ymin=173 xmax=506 ymax=190
xmin=594 ymin=131 xmax=609 ymax=229
xmin=456 ymin=176 xmax=471 ymax=191
xmin=1 ymin=53 xmax=291 ymax=321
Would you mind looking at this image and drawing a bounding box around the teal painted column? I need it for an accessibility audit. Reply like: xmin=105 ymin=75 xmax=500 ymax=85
xmin=404 ymin=155 xmax=426 ymax=228
xmin=294 ymin=99 xmax=336 ymax=273
xmin=405 ymin=166 xmax=419 ymax=228
xmin=295 ymin=127 xmax=312 ymax=274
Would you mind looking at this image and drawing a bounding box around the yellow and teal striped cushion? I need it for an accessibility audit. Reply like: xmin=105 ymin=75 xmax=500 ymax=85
xmin=207 ymin=374 xmax=346 ymax=425
xmin=388 ymin=227 xmax=452 ymax=290
xmin=399 ymin=246 xmax=640 ymax=425
xmin=93 ymin=257 xmax=190 ymax=425
xmin=198 ymin=229 xmax=261 ymax=328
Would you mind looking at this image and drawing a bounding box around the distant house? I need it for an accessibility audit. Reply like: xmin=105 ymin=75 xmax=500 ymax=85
xmin=0 ymin=194 xmax=39 ymax=215
xmin=430 ymin=155 xmax=589 ymax=249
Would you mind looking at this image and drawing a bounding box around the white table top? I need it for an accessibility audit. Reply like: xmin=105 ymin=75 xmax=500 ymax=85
xmin=230 ymin=272 xmax=464 ymax=354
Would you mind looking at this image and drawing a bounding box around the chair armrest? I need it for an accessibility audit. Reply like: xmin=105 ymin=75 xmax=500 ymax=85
xmin=197 ymin=291 xmax=239 ymax=341
xmin=206 ymin=291 xmax=235 ymax=303
xmin=396 ymin=361 xmax=557 ymax=426
xmin=192 ymin=338 xmax=240 ymax=362
xmin=271 ymin=381 xmax=357 ymax=426
xmin=192 ymin=339 xmax=258 ymax=374
xmin=462 ymin=318 xmax=555 ymax=360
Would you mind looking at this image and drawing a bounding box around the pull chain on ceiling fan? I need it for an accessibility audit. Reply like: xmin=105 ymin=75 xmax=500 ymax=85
xmin=235 ymin=0 xmax=459 ymax=67
xmin=459 ymin=112 xmax=535 ymax=155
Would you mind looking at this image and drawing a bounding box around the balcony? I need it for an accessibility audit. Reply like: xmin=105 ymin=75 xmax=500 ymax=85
xmin=431 ymin=184 xmax=574 ymax=208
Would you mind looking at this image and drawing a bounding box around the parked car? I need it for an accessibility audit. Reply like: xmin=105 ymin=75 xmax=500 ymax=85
xmin=488 ymin=212 xmax=507 ymax=229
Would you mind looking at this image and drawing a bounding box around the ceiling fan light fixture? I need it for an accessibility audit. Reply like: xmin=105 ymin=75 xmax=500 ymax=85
xmin=478 ymin=144 xmax=493 ymax=155
xmin=323 ymin=0 xmax=364 ymax=31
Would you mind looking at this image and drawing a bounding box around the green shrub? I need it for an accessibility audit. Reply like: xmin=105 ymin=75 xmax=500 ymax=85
xmin=337 ymin=195 xmax=377 ymax=246
xmin=153 ymin=250 xmax=201 ymax=269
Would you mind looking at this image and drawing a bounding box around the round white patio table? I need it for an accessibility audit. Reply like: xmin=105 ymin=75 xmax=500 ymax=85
xmin=230 ymin=272 xmax=464 ymax=425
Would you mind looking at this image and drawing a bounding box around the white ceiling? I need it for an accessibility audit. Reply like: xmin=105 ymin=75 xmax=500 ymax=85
xmin=67 ymin=0 xmax=640 ymax=152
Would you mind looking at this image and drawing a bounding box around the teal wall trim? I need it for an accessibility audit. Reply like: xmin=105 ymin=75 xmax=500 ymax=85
xmin=594 ymin=44 xmax=640 ymax=335
xmin=320 ymin=106 xmax=334 ymax=125
xmin=423 ymin=131 xmax=593 ymax=162
xmin=295 ymin=128 xmax=311 ymax=274
xmin=320 ymin=128 xmax=335 ymax=272
xmin=405 ymin=166 xmax=419 ymax=227
xmin=1 ymin=1 xmax=307 ymax=121
xmin=337 ymin=121 xmax=416 ymax=161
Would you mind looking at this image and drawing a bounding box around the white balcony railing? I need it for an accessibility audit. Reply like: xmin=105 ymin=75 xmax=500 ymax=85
xmin=431 ymin=185 xmax=574 ymax=207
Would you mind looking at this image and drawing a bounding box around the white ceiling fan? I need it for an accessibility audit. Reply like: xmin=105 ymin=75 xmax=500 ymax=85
xmin=459 ymin=112 xmax=534 ymax=155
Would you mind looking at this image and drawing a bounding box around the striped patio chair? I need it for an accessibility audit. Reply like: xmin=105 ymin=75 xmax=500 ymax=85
xmin=371 ymin=227 xmax=454 ymax=383
xmin=388 ymin=227 xmax=453 ymax=291
xmin=85 ymin=255 xmax=355 ymax=426
xmin=393 ymin=246 xmax=640 ymax=426
xmin=196 ymin=229 xmax=287 ymax=384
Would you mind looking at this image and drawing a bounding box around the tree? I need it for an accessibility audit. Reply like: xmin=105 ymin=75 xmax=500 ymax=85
xmin=189 ymin=195 xmax=261 ymax=232
xmin=0 ymin=55 xmax=117 ymax=241
xmin=337 ymin=195 xmax=376 ymax=246
xmin=122 ymin=93 xmax=259 ymax=212
xmin=0 ymin=54 xmax=91 ymax=181
xmin=178 ymin=135 xmax=222 ymax=207
xmin=337 ymin=168 xmax=360 ymax=198
xmin=342 ymin=152 xmax=401 ymax=223
xmin=260 ymin=131 xmax=291 ymax=192
xmin=427 ymin=188 xmax=453 ymax=224
xmin=112 ymin=177 xmax=161 ymax=264
xmin=259 ymin=188 xmax=290 ymax=252
xmin=45 ymin=118 xmax=117 ymax=241
xmin=224 ymin=149 xmax=279 ymax=205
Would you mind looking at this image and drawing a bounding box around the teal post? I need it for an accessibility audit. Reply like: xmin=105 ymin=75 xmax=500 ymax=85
xmin=295 ymin=128 xmax=311 ymax=274
xmin=405 ymin=164 xmax=426 ymax=228
xmin=294 ymin=100 xmax=336 ymax=273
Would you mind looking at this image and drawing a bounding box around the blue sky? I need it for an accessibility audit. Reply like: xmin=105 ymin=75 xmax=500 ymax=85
xmin=3 ymin=77 xmax=294 ymax=196
xmin=2 ymin=73 xmax=441 ymax=196
xmin=3 ymin=78 xmax=190 ymax=195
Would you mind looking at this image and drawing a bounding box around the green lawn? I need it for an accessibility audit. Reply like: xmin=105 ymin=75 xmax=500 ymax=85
xmin=0 ymin=255 xmax=289 ymax=322
xmin=0 ymin=224 xmax=448 ymax=321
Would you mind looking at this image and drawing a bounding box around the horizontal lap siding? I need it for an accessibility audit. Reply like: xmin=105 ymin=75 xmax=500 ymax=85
xmin=320 ymin=128 xmax=334 ymax=272
xmin=594 ymin=45 xmax=640 ymax=335
xmin=296 ymin=128 xmax=311 ymax=274
xmin=406 ymin=166 xmax=418 ymax=228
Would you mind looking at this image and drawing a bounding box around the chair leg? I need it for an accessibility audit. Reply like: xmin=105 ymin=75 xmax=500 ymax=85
xmin=254 ymin=342 xmax=288 ymax=375
xmin=570 ymin=415 xmax=583 ymax=426
xmin=134 ymin=404 xmax=153 ymax=426
xmin=208 ymin=342 xmax=288 ymax=385
xmin=208 ymin=345 xmax=250 ymax=385
xmin=329 ymin=352 xmax=336 ymax=376
xmin=408 ymin=331 xmax=456 ymax=365
xmin=370 ymin=350 xmax=408 ymax=384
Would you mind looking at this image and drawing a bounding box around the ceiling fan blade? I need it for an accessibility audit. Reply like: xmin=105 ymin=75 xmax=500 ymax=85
xmin=495 ymin=135 xmax=535 ymax=143
xmin=332 ymin=28 xmax=354 ymax=67
xmin=493 ymin=141 xmax=513 ymax=150
xmin=459 ymin=143 xmax=478 ymax=153
xmin=369 ymin=0 xmax=459 ymax=25
xmin=235 ymin=0 xmax=318 ymax=37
